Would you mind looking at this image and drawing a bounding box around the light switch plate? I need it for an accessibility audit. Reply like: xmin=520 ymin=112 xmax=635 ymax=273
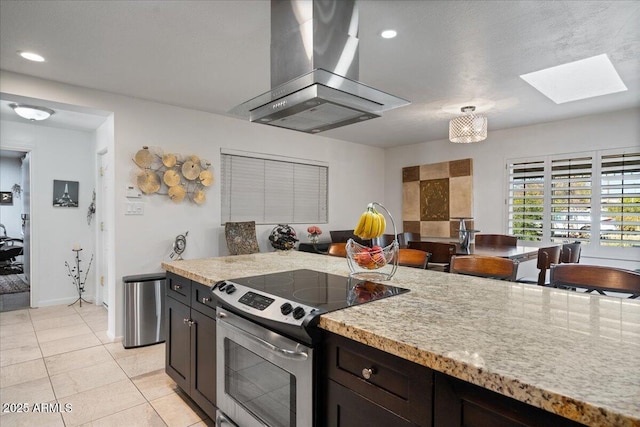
xmin=125 ymin=202 xmax=144 ymax=215
xmin=126 ymin=185 xmax=142 ymax=198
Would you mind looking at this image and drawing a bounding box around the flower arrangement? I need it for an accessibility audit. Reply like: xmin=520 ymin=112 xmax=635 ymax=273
xmin=307 ymin=226 xmax=322 ymax=244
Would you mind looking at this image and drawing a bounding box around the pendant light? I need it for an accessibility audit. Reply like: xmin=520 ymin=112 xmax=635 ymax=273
xmin=9 ymin=103 xmax=55 ymax=121
xmin=449 ymin=106 xmax=487 ymax=143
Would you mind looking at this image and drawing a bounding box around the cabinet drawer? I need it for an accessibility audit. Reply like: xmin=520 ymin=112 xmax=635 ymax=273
xmin=326 ymin=379 xmax=420 ymax=427
xmin=166 ymin=272 xmax=191 ymax=304
xmin=191 ymin=281 xmax=216 ymax=318
xmin=324 ymin=332 xmax=433 ymax=427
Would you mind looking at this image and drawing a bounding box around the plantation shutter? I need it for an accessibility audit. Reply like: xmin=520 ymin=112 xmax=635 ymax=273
xmin=550 ymin=156 xmax=593 ymax=243
xmin=507 ymin=159 xmax=545 ymax=241
xmin=600 ymin=151 xmax=640 ymax=247
xmin=221 ymin=152 xmax=328 ymax=224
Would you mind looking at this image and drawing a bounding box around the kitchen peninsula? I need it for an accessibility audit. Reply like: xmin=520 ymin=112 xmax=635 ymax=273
xmin=162 ymin=251 xmax=639 ymax=427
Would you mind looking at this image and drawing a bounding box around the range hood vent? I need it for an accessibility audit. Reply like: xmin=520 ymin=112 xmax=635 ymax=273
xmin=229 ymin=0 xmax=410 ymax=134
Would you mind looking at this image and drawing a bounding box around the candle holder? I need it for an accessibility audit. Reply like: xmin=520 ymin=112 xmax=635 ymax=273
xmin=65 ymin=248 xmax=93 ymax=307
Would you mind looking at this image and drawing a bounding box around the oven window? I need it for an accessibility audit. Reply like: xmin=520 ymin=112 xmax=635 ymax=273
xmin=225 ymin=338 xmax=296 ymax=427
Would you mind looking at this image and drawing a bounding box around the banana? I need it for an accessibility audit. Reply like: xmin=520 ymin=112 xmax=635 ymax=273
xmin=371 ymin=210 xmax=381 ymax=238
xmin=377 ymin=212 xmax=386 ymax=238
xmin=365 ymin=210 xmax=376 ymax=239
xmin=354 ymin=211 xmax=367 ymax=236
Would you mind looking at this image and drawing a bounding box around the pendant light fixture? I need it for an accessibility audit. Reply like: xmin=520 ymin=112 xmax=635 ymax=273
xmin=449 ymin=106 xmax=487 ymax=143
xmin=9 ymin=103 xmax=55 ymax=121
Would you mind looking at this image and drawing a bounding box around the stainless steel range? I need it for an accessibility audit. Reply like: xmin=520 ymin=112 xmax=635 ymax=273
xmin=211 ymin=269 xmax=409 ymax=427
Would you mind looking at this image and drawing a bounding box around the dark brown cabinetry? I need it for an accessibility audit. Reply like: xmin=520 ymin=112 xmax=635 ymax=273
xmin=324 ymin=332 xmax=585 ymax=427
xmin=165 ymin=273 xmax=217 ymax=419
xmin=324 ymin=332 xmax=433 ymax=427
xmin=434 ymin=373 xmax=585 ymax=427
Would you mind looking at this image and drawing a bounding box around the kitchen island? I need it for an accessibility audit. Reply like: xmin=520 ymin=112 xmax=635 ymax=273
xmin=162 ymin=251 xmax=639 ymax=427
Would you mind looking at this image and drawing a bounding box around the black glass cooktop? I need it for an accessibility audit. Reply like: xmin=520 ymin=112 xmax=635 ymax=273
xmin=227 ymin=269 xmax=409 ymax=313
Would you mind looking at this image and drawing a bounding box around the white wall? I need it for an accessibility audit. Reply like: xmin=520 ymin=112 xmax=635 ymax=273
xmin=1 ymin=71 xmax=385 ymax=338
xmin=0 ymin=120 xmax=97 ymax=305
xmin=384 ymin=108 xmax=640 ymax=273
xmin=0 ymin=156 xmax=23 ymax=237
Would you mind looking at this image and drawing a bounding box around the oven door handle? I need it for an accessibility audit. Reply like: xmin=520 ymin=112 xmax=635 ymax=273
xmin=218 ymin=315 xmax=309 ymax=361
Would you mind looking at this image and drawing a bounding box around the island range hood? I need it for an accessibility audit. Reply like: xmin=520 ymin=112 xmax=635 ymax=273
xmin=229 ymin=0 xmax=410 ymax=134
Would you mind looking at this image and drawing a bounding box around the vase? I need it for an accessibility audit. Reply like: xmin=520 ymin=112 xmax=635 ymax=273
xmin=308 ymin=233 xmax=319 ymax=244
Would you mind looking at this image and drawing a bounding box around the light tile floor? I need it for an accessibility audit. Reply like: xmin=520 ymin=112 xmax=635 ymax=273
xmin=0 ymin=303 xmax=214 ymax=427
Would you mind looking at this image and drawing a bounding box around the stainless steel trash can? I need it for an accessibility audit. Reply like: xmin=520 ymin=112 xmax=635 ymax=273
xmin=123 ymin=273 xmax=166 ymax=348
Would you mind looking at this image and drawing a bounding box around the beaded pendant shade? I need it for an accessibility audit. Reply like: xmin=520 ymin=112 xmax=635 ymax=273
xmin=449 ymin=106 xmax=487 ymax=143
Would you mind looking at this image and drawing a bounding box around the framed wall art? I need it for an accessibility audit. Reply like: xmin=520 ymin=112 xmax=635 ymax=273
xmin=0 ymin=191 xmax=13 ymax=205
xmin=53 ymin=180 xmax=79 ymax=207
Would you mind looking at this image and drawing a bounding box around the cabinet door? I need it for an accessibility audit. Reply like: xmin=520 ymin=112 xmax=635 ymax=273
xmin=165 ymin=296 xmax=191 ymax=392
xmin=326 ymin=379 xmax=421 ymax=427
xmin=190 ymin=308 xmax=217 ymax=419
xmin=434 ymin=373 xmax=584 ymax=427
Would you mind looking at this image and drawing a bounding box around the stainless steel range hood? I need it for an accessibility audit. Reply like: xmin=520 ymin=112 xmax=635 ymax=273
xmin=229 ymin=0 xmax=410 ymax=134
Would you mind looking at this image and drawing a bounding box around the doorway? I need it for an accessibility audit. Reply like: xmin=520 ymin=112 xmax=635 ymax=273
xmin=0 ymin=149 xmax=30 ymax=312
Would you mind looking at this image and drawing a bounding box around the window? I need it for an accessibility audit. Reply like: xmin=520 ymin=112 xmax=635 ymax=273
xmin=507 ymin=159 xmax=545 ymax=241
xmin=600 ymin=152 xmax=640 ymax=246
xmin=221 ymin=150 xmax=328 ymax=225
xmin=507 ymin=148 xmax=640 ymax=249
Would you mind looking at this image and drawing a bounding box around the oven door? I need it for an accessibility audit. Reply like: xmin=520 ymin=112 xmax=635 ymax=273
xmin=216 ymin=307 xmax=313 ymax=427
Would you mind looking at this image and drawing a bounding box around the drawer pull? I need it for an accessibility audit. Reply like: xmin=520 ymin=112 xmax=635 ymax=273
xmin=173 ymin=284 xmax=182 ymax=290
xmin=202 ymin=297 xmax=212 ymax=304
xmin=362 ymin=367 xmax=375 ymax=380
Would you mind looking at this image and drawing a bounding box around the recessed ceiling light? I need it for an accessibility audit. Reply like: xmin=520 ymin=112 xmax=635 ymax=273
xmin=9 ymin=103 xmax=55 ymax=121
xmin=17 ymin=51 xmax=45 ymax=62
xmin=520 ymin=54 xmax=627 ymax=104
xmin=380 ymin=30 xmax=397 ymax=39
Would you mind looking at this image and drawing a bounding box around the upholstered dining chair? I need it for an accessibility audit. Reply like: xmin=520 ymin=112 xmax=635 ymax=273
xmin=450 ymin=255 xmax=519 ymax=281
xmin=475 ymin=234 xmax=518 ymax=247
xmin=408 ymin=241 xmax=456 ymax=272
xmin=327 ymin=243 xmax=347 ymax=258
xmin=397 ymin=248 xmax=430 ymax=269
xmin=517 ymin=245 xmax=562 ymax=286
xmin=372 ymin=234 xmax=396 ymax=248
xmin=550 ymin=264 xmax=640 ymax=298
xmin=224 ymin=221 xmax=260 ymax=255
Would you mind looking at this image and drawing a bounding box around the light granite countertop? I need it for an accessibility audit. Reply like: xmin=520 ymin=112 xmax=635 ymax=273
xmin=162 ymin=251 xmax=640 ymax=427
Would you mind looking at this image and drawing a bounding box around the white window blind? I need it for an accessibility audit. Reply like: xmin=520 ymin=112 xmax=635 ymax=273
xmin=550 ymin=156 xmax=593 ymax=244
xmin=600 ymin=151 xmax=640 ymax=246
xmin=221 ymin=152 xmax=328 ymax=225
xmin=507 ymin=159 xmax=545 ymax=241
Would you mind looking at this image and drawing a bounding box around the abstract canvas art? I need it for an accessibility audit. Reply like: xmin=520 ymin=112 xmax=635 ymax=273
xmin=402 ymin=159 xmax=473 ymax=238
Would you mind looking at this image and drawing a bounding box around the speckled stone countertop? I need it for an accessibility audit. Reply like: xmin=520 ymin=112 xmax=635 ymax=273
xmin=162 ymin=251 xmax=640 ymax=427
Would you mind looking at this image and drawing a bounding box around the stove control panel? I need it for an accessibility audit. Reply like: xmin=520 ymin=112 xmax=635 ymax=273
xmin=211 ymin=280 xmax=320 ymax=327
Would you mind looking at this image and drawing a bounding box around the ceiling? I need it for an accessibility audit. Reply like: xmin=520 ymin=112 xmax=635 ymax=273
xmin=0 ymin=0 xmax=638 ymax=148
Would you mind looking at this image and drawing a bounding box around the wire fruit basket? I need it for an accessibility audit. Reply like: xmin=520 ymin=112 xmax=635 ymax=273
xmin=346 ymin=202 xmax=398 ymax=280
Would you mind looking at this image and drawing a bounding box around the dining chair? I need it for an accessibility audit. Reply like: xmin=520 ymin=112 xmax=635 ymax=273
xmin=372 ymin=234 xmax=397 ymax=248
xmin=330 ymin=230 xmax=371 ymax=246
xmin=517 ymin=245 xmax=562 ymax=286
xmin=224 ymin=221 xmax=260 ymax=255
xmin=474 ymin=234 xmax=518 ymax=247
xmin=550 ymin=264 xmax=640 ymax=298
xmin=560 ymin=242 xmax=582 ymax=263
xmin=398 ymin=232 xmax=420 ymax=249
xmin=397 ymin=248 xmax=430 ymax=269
xmin=328 ymin=243 xmax=348 ymax=258
xmin=450 ymin=255 xmax=519 ymax=281
xmin=408 ymin=241 xmax=456 ymax=272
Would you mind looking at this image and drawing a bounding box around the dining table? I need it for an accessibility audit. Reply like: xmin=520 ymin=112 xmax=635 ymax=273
xmin=457 ymin=243 xmax=540 ymax=262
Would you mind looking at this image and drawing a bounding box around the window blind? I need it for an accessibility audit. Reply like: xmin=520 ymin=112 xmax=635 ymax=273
xmin=507 ymin=159 xmax=545 ymax=241
xmin=600 ymin=152 xmax=640 ymax=247
xmin=221 ymin=153 xmax=328 ymax=224
xmin=550 ymin=156 xmax=593 ymax=243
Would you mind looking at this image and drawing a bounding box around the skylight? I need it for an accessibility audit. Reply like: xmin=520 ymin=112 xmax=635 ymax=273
xmin=520 ymin=54 xmax=627 ymax=104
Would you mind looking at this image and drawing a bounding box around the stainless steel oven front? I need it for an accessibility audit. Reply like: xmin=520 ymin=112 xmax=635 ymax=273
xmin=215 ymin=307 xmax=314 ymax=427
